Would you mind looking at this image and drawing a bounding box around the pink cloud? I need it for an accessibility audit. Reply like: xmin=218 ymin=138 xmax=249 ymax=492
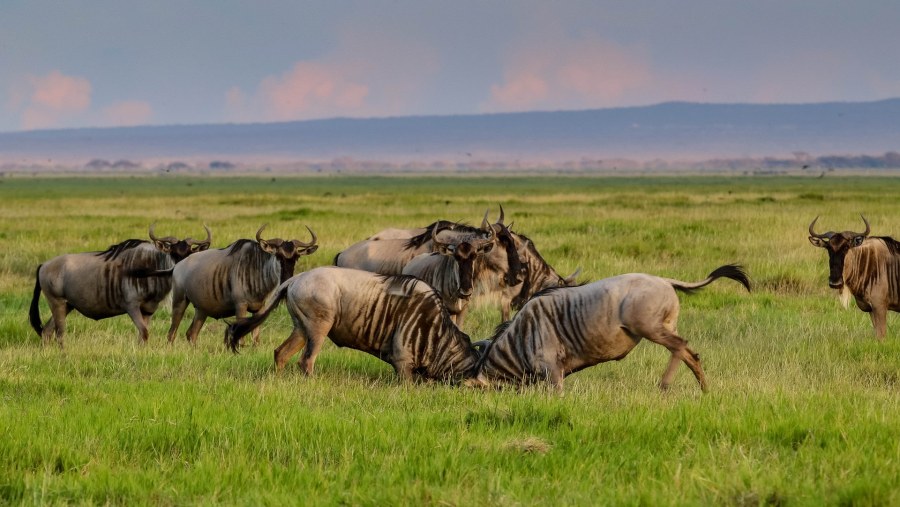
xmin=102 ymin=100 xmax=153 ymax=127
xmin=485 ymin=37 xmax=651 ymax=112
xmin=226 ymin=28 xmax=440 ymax=123
xmin=19 ymin=70 xmax=92 ymax=130
xmin=257 ymin=61 xmax=369 ymax=121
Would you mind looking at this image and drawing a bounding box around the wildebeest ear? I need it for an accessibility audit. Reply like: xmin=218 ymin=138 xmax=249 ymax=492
xmin=153 ymin=240 xmax=172 ymax=253
xmin=257 ymin=239 xmax=277 ymax=254
xmin=852 ymin=236 xmax=865 ymax=247
xmin=437 ymin=243 xmax=455 ymax=255
xmin=480 ymin=242 xmax=494 ymax=254
xmin=808 ymin=236 xmax=827 ymax=248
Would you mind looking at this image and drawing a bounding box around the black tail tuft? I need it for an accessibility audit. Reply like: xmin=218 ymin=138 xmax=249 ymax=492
xmin=709 ymin=264 xmax=752 ymax=292
xmin=225 ymin=285 xmax=288 ymax=353
xmin=29 ymin=265 xmax=44 ymax=338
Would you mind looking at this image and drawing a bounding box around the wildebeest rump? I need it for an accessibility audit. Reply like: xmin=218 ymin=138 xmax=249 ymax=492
xmin=29 ymin=225 xmax=212 ymax=346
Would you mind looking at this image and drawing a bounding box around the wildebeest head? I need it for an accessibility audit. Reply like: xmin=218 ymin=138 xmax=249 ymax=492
xmin=256 ymin=224 xmax=319 ymax=282
xmin=492 ymin=205 xmax=527 ymax=287
xmin=432 ymin=213 xmax=495 ymax=298
xmin=808 ymin=215 xmax=870 ymax=289
xmin=149 ymin=223 xmax=212 ymax=262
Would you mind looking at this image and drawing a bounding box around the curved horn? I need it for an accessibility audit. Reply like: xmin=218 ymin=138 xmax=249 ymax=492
xmin=859 ymin=214 xmax=871 ymax=237
xmin=431 ymin=222 xmax=451 ymax=247
xmin=149 ymin=222 xmax=159 ymax=242
xmin=294 ymin=226 xmax=318 ymax=247
xmin=256 ymin=224 xmax=268 ymax=243
xmin=190 ymin=225 xmax=212 ymax=245
xmin=808 ymin=216 xmax=826 ymax=238
xmin=497 ymin=204 xmax=505 ymax=225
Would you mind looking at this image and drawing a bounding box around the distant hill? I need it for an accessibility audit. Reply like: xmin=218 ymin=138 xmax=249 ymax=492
xmin=1 ymin=99 xmax=899 ymax=166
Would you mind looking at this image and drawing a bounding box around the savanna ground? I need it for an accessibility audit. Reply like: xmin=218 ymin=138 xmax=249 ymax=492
xmin=1 ymin=174 xmax=899 ymax=506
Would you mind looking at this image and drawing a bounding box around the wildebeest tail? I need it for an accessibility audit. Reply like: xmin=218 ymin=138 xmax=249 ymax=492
xmin=29 ymin=265 xmax=44 ymax=337
xmin=225 ymin=283 xmax=289 ymax=352
xmin=666 ymin=264 xmax=751 ymax=294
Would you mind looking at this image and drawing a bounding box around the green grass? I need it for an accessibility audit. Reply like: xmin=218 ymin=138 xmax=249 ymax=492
xmin=2 ymin=174 xmax=900 ymax=505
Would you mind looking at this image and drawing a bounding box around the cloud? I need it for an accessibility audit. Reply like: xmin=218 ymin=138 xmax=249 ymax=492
xmin=101 ymin=100 xmax=153 ymax=127
xmin=19 ymin=70 xmax=92 ymax=129
xmin=484 ymin=37 xmax=652 ymax=112
xmin=226 ymin=29 xmax=440 ymax=122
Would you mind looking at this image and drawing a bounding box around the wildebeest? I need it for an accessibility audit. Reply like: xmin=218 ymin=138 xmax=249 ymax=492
xmin=29 ymin=225 xmax=212 ymax=346
xmin=496 ymin=230 xmax=581 ymax=318
xmin=808 ymin=215 xmax=900 ymax=339
xmin=225 ymin=267 xmax=481 ymax=381
xmin=167 ymin=224 xmax=318 ymax=344
xmin=336 ymin=209 xmax=525 ymax=321
xmin=402 ymin=222 xmax=496 ymax=325
xmin=468 ymin=264 xmax=751 ymax=392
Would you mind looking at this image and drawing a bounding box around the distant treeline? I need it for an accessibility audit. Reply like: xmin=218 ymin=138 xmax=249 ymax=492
xmin=3 ymin=152 xmax=900 ymax=174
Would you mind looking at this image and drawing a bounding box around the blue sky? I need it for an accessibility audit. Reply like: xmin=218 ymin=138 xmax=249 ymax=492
xmin=2 ymin=1 xmax=899 ymax=132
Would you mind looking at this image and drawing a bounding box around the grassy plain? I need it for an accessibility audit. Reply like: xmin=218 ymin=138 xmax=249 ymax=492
xmin=1 ymin=174 xmax=900 ymax=506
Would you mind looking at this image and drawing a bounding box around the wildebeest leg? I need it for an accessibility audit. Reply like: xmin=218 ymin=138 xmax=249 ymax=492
xmin=298 ymin=332 xmax=327 ymax=376
xmin=234 ymin=304 xmax=260 ymax=346
xmin=500 ymin=299 xmax=511 ymax=322
xmin=125 ymin=306 xmax=150 ymax=343
xmin=44 ymin=299 xmax=69 ymax=347
xmin=647 ymin=329 xmax=707 ymax=393
xmin=185 ymin=310 xmax=208 ymax=344
xmin=870 ymin=306 xmax=888 ymax=340
xmin=455 ymin=304 xmax=470 ymax=329
xmin=274 ymin=327 xmax=307 ymax=372
xmin=167 ymin=288 xmax=189 ymax=343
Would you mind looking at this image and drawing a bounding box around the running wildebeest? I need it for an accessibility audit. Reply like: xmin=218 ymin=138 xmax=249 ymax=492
xmin=402 ymin=221 xmax=496 ymax=326
xmin=167 ymin=224 xmax=318 ymax=344
xmin=225 ymin=267 xmax=482 ymax=381
xmin=468 ymin=264 xmax=751 ymax=392
xmin=808 ymin=215 xmax=900 ymax=339
xmin=29 ymin=225 xmax=212 ymax=346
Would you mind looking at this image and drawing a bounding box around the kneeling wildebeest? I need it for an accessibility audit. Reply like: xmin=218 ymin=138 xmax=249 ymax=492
xmin=167 ymin=224 xmax=318 ymax=344
xmin=808 ymin=215 xmax=900 ymax=339
xmin=29 ymin=224 xmax=212 ymax=346
xmin=469 ymin=264 xmax=750 ymax=392
xmin=225 ymin=267 xmax=481 ymax=382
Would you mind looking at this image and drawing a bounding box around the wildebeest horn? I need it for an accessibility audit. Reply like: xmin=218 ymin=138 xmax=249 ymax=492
xmin=431 ymin=222 xmax=451 ymax=248
xmin=859 ymin=214 xmax=871 ymax=237
xmin=294 ymin=226 xmax=317 ymax=247
xmin=190 ymin=225 xmax=212 ymax=246
xmin=149 ymin=222 xmax=159 ymax=242
xmin=808 ymin=216 xmax=827 ymax=238
xmin=497 ymin=204 xmax=505 ymax=225
xmin=563 ymin=267 xmax=582 ymax=285
xmin=256 ymin=224 xmax=269 ymax=243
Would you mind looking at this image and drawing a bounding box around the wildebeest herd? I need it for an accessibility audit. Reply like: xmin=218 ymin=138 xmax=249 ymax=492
xmin=28 ymin=209 xmax=899 ymax=391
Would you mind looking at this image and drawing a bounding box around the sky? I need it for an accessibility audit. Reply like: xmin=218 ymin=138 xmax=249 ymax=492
xmin=2 ymin=1 xmax=899 ymax=133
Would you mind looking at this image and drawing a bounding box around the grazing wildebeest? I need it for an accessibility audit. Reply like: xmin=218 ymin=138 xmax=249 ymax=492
xmin=167 ymin=224 xmax=318 ymax=344
xmin=225 ymin=267 xmax=482 ymax=382
xmin=29 ymin=225 xmax=212 ymax=346
xmin=468 ymin=264 xmax=751 ymax=392
xmin=402 ymin=221 xmax=496 ymax=325
xmin=808 ymin=215 xmax=900 ymax=339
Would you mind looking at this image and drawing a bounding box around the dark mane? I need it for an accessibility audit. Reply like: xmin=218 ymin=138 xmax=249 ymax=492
xmin=530 ymin=285 xmax=568 ymax=300
xmin=875 ymin=236 xmax=900 ymax=255
xmin=226 ymin=239 xmax=258 ymax=256
xmin=403 ymin=220 xmax=482 ymax=251
xmin=96 ymin=239 xmax=148 ymax=262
